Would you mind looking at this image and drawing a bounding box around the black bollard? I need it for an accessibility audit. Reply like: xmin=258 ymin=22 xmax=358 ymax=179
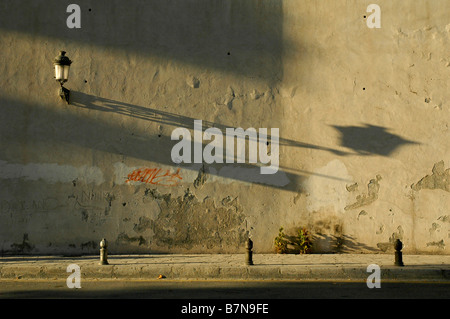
xmin=99 ymin=238 xmax=109 ymax=265
xmin=245 ymin=238 xmax=254 ymax=266
xmin=394 ymin=239 xmax=404 ymax=266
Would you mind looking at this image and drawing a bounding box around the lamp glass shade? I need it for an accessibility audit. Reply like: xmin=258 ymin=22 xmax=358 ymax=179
xmin=55 ymin=64 xmax=64 ymax=81
xmin=63 ymin=65 xmax=70 ymax=81
xmin=53 ymin=51 xmax=72 ymax=83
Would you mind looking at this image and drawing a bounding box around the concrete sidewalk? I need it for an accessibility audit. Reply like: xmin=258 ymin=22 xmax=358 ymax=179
xmin=1 ymin=254 xmax=450 ymax=282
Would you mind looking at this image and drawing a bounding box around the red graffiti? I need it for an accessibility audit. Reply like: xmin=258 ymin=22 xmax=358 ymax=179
xmin=126 ymin=167 xmax=182 ymax=186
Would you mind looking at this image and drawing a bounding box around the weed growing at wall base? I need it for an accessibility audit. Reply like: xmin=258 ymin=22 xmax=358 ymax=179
xmin=274 ymin=227 xmax=312 ymax=254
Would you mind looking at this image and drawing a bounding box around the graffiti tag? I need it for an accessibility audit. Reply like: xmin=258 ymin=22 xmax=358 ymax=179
xmin=126 ymin=167 xmax=182 ymax=186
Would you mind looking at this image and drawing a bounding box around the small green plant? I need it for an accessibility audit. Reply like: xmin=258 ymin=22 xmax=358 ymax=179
xmin=274 ymin=227 xmax=288 ymax=254
xmin=294 ymin=228 xmax=312 ymax=254
xmin=274 ymin=226 xmax=312 ymax=254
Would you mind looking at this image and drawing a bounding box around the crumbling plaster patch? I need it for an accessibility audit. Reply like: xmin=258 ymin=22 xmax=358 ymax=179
xmin=345 ymin=175 xmax=382 ymax=211
xmin=140 ymin=188 xmax=248 ymax=251
xmin=411 ymin=161 xmax=450 ymax=192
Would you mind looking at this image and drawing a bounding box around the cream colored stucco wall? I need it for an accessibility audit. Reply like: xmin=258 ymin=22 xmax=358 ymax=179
xmin=0 ymin=0 xmax=449 ymax=255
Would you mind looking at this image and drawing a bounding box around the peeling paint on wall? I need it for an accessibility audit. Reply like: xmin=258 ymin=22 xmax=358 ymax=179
xmin=133 ymin=216 xmax=153 ymax=233
xmin=426 ymin=240 xmax=445 ymax=249
xmin=193 ymin=164 xmax=208 ymax=189
xmin=117 ymin=232 xmax=147 ymax=246
xmin=357 ymin=210 xmax=368 ymax=220
xmin=411 ymin=161 xmax=450 ymax=192
xmin=346 ymin=183 xmax=358 ymax=192
xmin=438 ymin=215 xmax=450 ymax=223
xmin=345 ymin=175 xmax=381 ymax=210
xmin=376 ymin=224 xmax=385 ymax=235
xmin=143 ymin=188 xmax=247 ymax=251
xmin=429 ymin=223 xmax=441 ymax=236
xmin=377 ymin=226 xmax=404 ymax=252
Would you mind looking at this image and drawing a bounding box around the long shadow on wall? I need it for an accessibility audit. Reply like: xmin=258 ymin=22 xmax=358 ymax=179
xmin=71 ymin=91 xmax=359 ymax=157
xmin=68 ymin=92 xmax=420 ymax=186
xmin=69 ymin=91 xmax=347 ymax=191
xmin=0 ymin=0 xmax=284 ymax=85
xmin=0 ymin=92 xmax=420 ymax=193
xmin=331 ymin=124 xmax=419 ymax=157
xmin=0 ymin=95 xmax=305 ymax=192
xmin=69 ymin=91 xmax=363 ymax=187
xmin=71 ymin=92 xmax=419 ymax=158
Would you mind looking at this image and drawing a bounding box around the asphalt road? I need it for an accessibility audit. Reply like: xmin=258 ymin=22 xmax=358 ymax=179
xmin=1 ymin=279 xmax=449 ymax=299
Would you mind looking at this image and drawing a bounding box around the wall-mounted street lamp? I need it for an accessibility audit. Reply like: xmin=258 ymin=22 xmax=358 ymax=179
xmin=53 ymin=51 xmax=72 ymax=104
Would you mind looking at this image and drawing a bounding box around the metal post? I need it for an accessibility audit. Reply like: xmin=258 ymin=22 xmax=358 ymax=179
xmin=394 ymin=239 xmax=404 ymax=266
xmin=99 ymin=238 xmax=109 ymax=265
xmin=245 ymin=238 xmax=254 ymax=266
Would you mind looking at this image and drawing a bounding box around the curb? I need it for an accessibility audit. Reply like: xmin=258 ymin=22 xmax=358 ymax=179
xmin=1 ymin=264 xmax=449 ymax=281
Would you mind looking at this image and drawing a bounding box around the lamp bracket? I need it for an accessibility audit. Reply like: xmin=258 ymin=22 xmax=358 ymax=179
xmin=59 ymin=85 xmax=70 ymax=104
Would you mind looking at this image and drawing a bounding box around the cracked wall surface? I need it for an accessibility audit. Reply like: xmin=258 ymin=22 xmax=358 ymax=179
xmin=142 ymin=189 xmax=247 ymax=251
xmin=0 ymin=0 xmax=449 ymax=254
xmin=411 ymin=161 xmax=450 ymax=192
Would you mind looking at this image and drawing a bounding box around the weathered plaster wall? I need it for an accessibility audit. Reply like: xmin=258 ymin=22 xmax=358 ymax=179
xmin=281 ymin=0 xmax=450 ymax=254
xmin=0 ymin=0 xmax=449 ymax=255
